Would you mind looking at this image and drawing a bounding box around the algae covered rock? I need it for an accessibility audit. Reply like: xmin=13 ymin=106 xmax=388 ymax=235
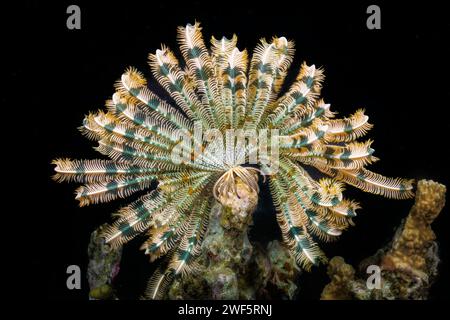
xmin=166 ymin=177 xmax=300 ymax=300
xmin=321 ymin=179 xmax=446 ymax=300
xmin=87 ymin=224 xmax=122 ymax=300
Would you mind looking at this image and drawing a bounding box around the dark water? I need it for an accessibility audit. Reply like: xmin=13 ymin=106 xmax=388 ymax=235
xmin=11 ymin=0 xmax=449 ymax=300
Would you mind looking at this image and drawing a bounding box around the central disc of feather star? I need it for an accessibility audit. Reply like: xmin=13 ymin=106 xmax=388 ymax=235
xmin=52 ymin=22 xmax=414 ymax=299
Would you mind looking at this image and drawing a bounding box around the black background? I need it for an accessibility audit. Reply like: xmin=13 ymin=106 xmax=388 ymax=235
xmin=9 ymin=0 xmax=449 ymax=302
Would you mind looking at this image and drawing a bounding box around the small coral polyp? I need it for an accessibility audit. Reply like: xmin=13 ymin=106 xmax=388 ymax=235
xmin=52 ymin=22 xmax=414 ymax=298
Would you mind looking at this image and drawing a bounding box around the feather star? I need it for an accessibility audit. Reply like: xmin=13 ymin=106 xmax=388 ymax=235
xmin=52 ymin=22 xmax=414 ymax=299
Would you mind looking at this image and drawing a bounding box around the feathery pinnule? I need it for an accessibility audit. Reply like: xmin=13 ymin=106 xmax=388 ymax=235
xmin=53 ymin=22 xmax=414 ymax=299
